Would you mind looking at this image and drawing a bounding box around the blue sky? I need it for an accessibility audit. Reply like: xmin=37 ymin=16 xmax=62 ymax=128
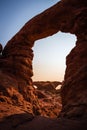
xmin=0 ymin=0 xmax=60 ymax=46
xmin=33 ymin=32 xmax=76 ymax=81
xmin=0 ymin=0 xmax=76 ymax=81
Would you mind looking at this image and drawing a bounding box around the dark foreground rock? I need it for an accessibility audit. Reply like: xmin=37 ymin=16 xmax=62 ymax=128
xmin=0 ymin=115 xmax=87 ymax=130
xmin=0 ymin=0 xmax=87 ymax=129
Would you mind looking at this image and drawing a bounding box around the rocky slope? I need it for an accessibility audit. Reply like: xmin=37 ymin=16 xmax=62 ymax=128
xmin=33 ymin=81 xmax=62 ymax=117
xmin=0 ymin=0 xmax=87 ymax=129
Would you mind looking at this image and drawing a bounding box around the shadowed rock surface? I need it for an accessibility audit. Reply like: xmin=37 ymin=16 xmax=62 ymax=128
xmin=0 ymin=0 xmax=87 ymax=129
xmin=33 ymin=81 xmax=62 ymax=92
xmin=33 ymin=81 xmax=62 ymax=117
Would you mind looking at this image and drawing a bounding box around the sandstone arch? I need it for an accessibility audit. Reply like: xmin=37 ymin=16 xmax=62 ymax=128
xmin=0 ymin=0 xmax=87 ymax=126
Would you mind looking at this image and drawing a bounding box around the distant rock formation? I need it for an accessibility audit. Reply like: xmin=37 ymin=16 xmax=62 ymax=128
xmin=33 ymin=81 xmax=62 ymax=93
xmin=0 ymin=0 xmax=87 ymax=129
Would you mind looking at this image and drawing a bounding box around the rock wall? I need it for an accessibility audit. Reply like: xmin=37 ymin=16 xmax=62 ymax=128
xmin=0 ymin=0 xmax=87 ymax=123
xmin=61 ymin=39 xmax=87 ymax=119
xmin=0 ymin=32 xmax=40 ymax=116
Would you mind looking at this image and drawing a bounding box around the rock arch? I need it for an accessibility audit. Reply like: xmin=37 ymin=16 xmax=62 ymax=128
xmin=0 ymin=0 xmax=87 ymax=119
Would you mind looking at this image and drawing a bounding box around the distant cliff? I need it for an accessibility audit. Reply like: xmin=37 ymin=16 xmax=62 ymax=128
xmin=33 ymin=81 xmax=62 ymax=92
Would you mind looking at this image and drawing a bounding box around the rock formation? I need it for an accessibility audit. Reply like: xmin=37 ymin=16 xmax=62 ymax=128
xmin=0 ymin=0 xmax=87 ymax=129
xmin=0 ymin=44 xmax=3 ymax=53
xmin=33 ymin=81 xmax=62 ymax=93
xmin=34 ymin=81 xmax=62 ymax=117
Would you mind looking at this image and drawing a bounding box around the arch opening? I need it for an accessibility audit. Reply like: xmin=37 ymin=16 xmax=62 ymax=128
xmin=32 ymin=31 xmax=77 ymax=83
xmin=32 ymin=32 xmax=77 ymax=117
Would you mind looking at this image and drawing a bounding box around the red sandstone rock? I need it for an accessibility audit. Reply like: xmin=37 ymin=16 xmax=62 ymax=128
xmin=33 ymin=81 xmax=62 ymax=117
xmin=33 ymin=81 xmax=62 ymax=93
xmin=0 ymin=0 xmax=87 ymax=129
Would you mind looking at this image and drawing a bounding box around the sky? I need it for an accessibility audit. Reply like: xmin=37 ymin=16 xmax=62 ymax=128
xmin=0 ymin=0 xmax=76 ymax=82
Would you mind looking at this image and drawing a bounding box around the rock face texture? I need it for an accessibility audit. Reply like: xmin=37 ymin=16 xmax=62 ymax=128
xmin=0 ymin=0 xmax=87 ymax=129
xmin=34 ymin=81 xmax=62 ymax=117
xmin=61 ymin=40 xmax=87 ymax=119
